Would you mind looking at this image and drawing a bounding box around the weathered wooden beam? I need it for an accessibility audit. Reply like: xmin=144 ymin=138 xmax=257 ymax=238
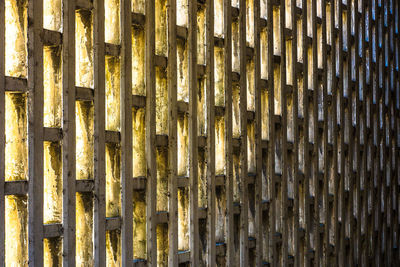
xmin=178 ymin=250 xmax=190 ymax=263
xmin=5 ymin=76 xmax=28 ymax=93
xmin=27 ymin=0 xmax=44 ymax=264
xmin=105 ymin=130 xmax=121 ymax=144
xmin=75 ymin=179 xmax=94 ymax=192
xmin=4 ymin=181 xmax=28 ymax=195
xmin=132 ymin=12 xmax=145 ymax=26
xmin=145 ymin=0 xmax=157 ymax=263
xmin=224 ymin=0 xmax=234 ymax=264
xmin=0 ymin=2 xmax=5 ymax=263
xmin=42 ymin=29 xmax=63 ymax=46
xmin=132 ymin=176 xmax=147 ymax=190
xmin=76 ymin=0 xmax=93 ymax=10
xmin=93 ymin=0 xmax=106 ymax=265
xmin=43 ymin=127 xmax=63 ymax=142
xmin=75 ymin=86 xmax=94 ymax=101
xmin=132 ymin=94 xmax=146 ymax=108
xmin=167 ymin=0 xmax=178 ymax=264
xmin=238 ymin=0 xmax=249 ymax=264
xmin=122 ymin=0 xmax=134 ymax=264
xmin=43 ymin=223 xmax=63 ymax=238
xmin=188 ymin=0 xmax=199 ymax=263
xmin=105 ymin=217 xmax=121 ymax=231
xmin=105 ymin=42 xmax=121 ymax=57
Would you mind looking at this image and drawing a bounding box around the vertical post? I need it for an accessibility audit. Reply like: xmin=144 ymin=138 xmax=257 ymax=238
xmin=377 ymin=1 xmax=384 ymax=264
xmin=146 ymin=0 xmax=157 ymax=263
xmin=372 ymin=0 xmax=379 ymax=264
xmin=331 ymin=0 xmax=339 ymax=264
xmin=382 ymin=1 xmax=388 ymax=264
xmin=206 ymin=0 xmax=216 ymax=264
xmin=93 ymin=0 xmax=106 ymax=265
xmin=224 ymin=0 xmax=234 ymax=264
xmin=254 ymin=0 xmax=262 ymax=263
xmin=0 ymin=0 xmax=4 ymax=264
xmin=27 ymin=0 xmax=44 ymax=265
xmin=239 ymin=0 xmax=248 ymax=264
xmin=311 ymin=0 xmax=320 ymax=263
xmin=393 ymin=3 xmax=399 ymax=265
xmin=338 ymin=0 xmax=345 ymax=264
xmin=291 ymin=0 xmax=300 ymax=265
xmin=189 ymin=0 xmax=199 ymax=262
xmin=367 ymin=0 xmax=374 ymax=261
xmin=394 ymin=3 xmax=400 ymax=264
xmin=345 ymin=1 xmax=353 ymax=264
xmin=168 ymin=0 xmax=178 ymax=263
xmin=353 ymin=0 xmax=361 ymax=265
xmin=360 ymin=2 xmax=368 ymax=264
xmin=62 ymin=0 xmax=76 ymax=265
xmin=267 ymin=0 xmax=277 ymax=264
xmin=321 ymin=0 xmax=329 ymax=265
xmin=301 ymin=0 xmax=311 ymax=264
xmin=280 ymin=0 xmax=288 ymax=263
xmin=374 ymin=1 xmax=381 ymax=263
xmin=121 ymin=0 xmax=133 ymax=265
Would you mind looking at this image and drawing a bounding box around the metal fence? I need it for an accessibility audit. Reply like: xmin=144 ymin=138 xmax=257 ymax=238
xmin=0 ymin=0 xmax=399 ymax=265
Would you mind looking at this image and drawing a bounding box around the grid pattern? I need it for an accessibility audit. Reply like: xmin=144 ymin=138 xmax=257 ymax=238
xmin=1 ymin=0 xmax=400 ymax=266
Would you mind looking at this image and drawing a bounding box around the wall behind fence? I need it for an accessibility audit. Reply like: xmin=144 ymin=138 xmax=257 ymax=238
xmin=1 ymin=0 xmax=400 ymax=266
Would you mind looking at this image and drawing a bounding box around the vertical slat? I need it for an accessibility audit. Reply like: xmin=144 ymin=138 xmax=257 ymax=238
xmin=301 ymin=0 xmax=311 ymax=264
xmin=392 ymin=3 xmax=399 ymax=265
xmin=206 ymin=0 xmax=216 ymax=264
xmin=330 ymin=0 xmax=339 ymax=264
xmin=321 ymin=0 xmax=329 ymax=265
xmin=254 ymin=0 xmax=262 ymax=264
xmin=384 ymin=1 xmax=389 ymax=264
xmin=291 ymin=0 xmax=300 ymax=265
xmin=224 ymin=0 xmax=234 ymax=264
xmin=386 ymin=2 xmax=393 ymax=261
xmin=374 ymin=0 xmax=380 ymax=264
xmin=93 ymin=0 xmax=106 ymax=265
xmin=385 ymin=3 xmax=390 ymax=262
xmin=239 ymin=0 xmax=248 ymax=264
xmin=168 ymin=0 xmax=178 ymax=263
xmin=311 ymin=0 xmax=320 ymax=263
xmin=372 ymin=0 xmax=376 ymax=256
xmin=267 ymin=0 xmax=277 ymax=264
xmin=338 ymin=0 xmax=346 ymax=264
xmin=345 ymin=2 xmax=354 ymax=265
xmin=361 ymin=1 xmax=368 ymax=264
xmin=374 ymin=0 xmax=382 ymax=265
xmin=367 ymin=1 xmax=373 ymax=261
xmin=62 ymin=0 xmax=76 ymax=265
xmin=345 ymin=4 xmax=351 ymax=262
xmin=27 ymin=0 xmax=44 ymax=265
xmin=385 ymin=16 xmax=390 ymax=261
xmin=395 ymin=3 xmax=400 ymax=263
xmin=0 ymin=0 xmax=4 ymax=264
xmin=188 ymin=0 xmax=199 ymax=262
xmin=389 ymin=5 xmax=395 ymax=260
xmin=146 ymin=0 xmax=157 ymax=263
xmin=280 ymin=0 xmax=288 ymax=264
xmin=397 ymin=5 xmax=400 ymax=264
xmin=354 ymin=1 xmax=361 ymax=265
xmin=121 ymin=0 xmax=133 ymax=264
xmin=366 ymin=0 xmax=373 ymax=264
xmin=379 ymin=0 xmax=386 ymax=264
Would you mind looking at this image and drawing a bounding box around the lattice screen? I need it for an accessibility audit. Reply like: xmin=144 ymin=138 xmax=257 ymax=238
xmin=1 ymin=0 xmax=400 ymax=266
